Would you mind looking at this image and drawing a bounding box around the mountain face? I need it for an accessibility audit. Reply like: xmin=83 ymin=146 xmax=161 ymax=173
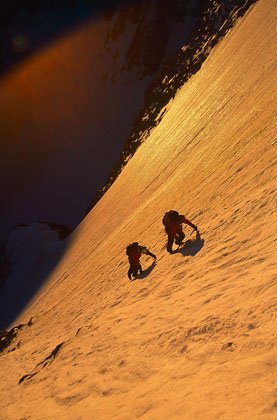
xmin=103 ymin=0 xmax=203 ymax=79
xmin=91 ymin=0 xmax=257 ymax=207
xmin=0 ymin=0 xmax=203 ymax=242
xmin=0 ymin=0 xmax=257 ymax=326
xmin=0 ymin=0 xmax=275 ymax=417
xmin=0 ymin=0 xmax=258 ymax=322
xmin=0 ymin=0 xmax=256 ymax=242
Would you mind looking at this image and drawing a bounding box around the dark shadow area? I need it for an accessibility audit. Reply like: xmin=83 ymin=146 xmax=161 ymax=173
xmin=174 ymin=231 xmax=205 ymax=257
xmin=0 ymin=230 xmax=72 ymax=330
xmin=132 ymin=261 xmax=157 ymax=281
xmin=0 ymin=1 xmax=122 ymax=78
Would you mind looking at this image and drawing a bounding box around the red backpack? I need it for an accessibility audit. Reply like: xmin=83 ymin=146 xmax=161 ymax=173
xmin=162 ymin=210 xmax=179 ymax=227
xmin=126 ymin=242 xmax=140 ymax=257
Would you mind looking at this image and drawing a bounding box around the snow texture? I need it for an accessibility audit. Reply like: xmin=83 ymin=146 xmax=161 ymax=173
xmin=0 ymin=0 xmax=276 ymax=418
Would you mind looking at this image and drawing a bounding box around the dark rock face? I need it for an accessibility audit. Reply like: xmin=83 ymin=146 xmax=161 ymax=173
xmin=125 ymin=0 xmax=258 ymax=152
xmin=105 ymin=0 xmax=203 ymax=78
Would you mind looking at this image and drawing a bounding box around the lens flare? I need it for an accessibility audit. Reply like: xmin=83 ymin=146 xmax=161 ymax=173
xmin=12 ymin=35 xmax=29 ymax=53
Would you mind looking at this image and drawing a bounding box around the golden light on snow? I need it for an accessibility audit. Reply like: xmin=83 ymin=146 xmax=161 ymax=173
xmin=0 ymin=0 xmax=276 ymax=418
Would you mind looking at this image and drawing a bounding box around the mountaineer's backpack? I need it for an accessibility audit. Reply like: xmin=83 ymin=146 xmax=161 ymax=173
xmin=126 ymin=242 xmax=139 ymax=257
xmin=162 ymin=210 xmax=180 ymax=227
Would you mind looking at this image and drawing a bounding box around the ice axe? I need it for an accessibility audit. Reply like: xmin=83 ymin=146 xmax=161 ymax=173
xmin=190 ymin=227 xmax=198 ymax=236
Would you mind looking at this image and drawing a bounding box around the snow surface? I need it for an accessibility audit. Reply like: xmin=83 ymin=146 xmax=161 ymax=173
xmin=0 ymin=0 xmax=276 ymax=418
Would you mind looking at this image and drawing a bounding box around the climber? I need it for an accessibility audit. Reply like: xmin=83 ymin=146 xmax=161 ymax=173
xmin=162 ymin=210 xmax=198 ymax=253
xmin=126 ymin=242 xmax=156 ymax=280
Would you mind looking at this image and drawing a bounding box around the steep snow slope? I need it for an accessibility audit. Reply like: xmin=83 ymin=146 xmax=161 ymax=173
xmin=0 ymin=0 xmax=276 ymax=418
